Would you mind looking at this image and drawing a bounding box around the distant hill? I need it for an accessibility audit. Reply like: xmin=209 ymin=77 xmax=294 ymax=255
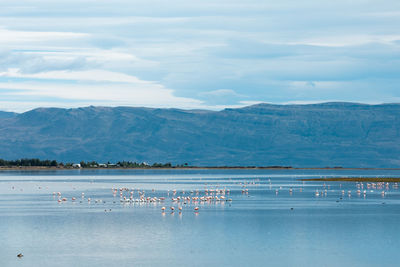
xmin=0 ymin=111 xmax=16 ymax=119
xmin=0 ymin=102 xmax=400 ymax=167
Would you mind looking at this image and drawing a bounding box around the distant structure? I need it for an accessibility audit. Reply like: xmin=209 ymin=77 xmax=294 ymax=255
xmin=72 ymin=163 xmax=81 ymax=168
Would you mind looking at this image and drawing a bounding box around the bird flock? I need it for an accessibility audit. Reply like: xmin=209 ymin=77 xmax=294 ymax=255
xmin=313 ymin=181 xmax=399 ymax=198
xmin=50 ymin=185 xmax=237 ymax=215
xmin=16 ymin=178 xmax=398 ymax=215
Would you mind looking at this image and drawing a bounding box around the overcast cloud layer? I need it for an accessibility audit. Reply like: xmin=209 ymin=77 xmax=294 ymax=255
xmin=0 ymin=0 xmax=399 ymax=112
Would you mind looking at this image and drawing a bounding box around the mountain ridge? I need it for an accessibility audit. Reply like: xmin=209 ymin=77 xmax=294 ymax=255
xmin=1 ymin=102 xmax=399 ymax=167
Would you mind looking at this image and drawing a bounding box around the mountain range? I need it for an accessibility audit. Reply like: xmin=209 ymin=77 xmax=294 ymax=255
xmin=0 ymin=102 xmax=399 ymax=167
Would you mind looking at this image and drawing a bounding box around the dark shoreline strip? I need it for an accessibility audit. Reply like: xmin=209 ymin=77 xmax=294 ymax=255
xmin=300 ymin=178 xmax=400 ymax=182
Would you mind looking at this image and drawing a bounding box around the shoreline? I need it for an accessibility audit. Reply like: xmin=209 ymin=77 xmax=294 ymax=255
xmin=300 ymin=177 xmax=400 ymax=182
xmin=1 ymin=166 xmax=400 ymax=171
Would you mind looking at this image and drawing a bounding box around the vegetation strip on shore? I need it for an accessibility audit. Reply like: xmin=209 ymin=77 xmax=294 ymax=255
xmin=300 ymin=177 xmax=400 ymax=182
xmin=2 ymin=159 xmax=400 ymax=172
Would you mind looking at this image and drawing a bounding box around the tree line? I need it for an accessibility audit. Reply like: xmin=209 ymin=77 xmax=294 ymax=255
xmin=0 ymin=158 xmax=58 ymax=167
xmin=0 ymin=159 xmax=292 ymax=169
xmin=79 ymin=161 xmax=183 ymax=168
xmin=0 ymin=158 xmax=188 ymax=168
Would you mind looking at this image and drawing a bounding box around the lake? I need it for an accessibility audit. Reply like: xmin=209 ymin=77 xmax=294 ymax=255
xmin=1 ymin=169 xmax=400 ymax=267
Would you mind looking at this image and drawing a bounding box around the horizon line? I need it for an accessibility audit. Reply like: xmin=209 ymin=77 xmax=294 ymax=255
xmin=2 ymin=101 xmax=400 ymax=114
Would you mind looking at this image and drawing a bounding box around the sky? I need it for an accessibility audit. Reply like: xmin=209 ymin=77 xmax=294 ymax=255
xmin=0 ymin=0 xmax=399 ymax=112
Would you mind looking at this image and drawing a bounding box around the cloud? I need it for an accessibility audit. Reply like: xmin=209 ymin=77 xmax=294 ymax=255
xmin=0 ymin=28 xmax=87 ymax=42
xmin=0 ymin=67 xmax=204 ymax=112
xmin=0 ymin=68 xmax=153 ymax=84
xmin=199 ymin=89 xmax=243 ymax=97
xmin=0 ymin=0 xmax=399 ymax=111
xmin=0 ymin=80 xmax=204 ymax=112
xmin=197 ymin=89 xmax=248 ymax=105
xmin=290 ymin=34 xmax=400 ymax=47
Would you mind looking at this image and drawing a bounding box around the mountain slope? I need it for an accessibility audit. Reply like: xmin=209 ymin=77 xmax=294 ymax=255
xmin=0 ymin=103 xmax=399 ymax=167
xmin=0 ymin=111 xmax=17 ymax=119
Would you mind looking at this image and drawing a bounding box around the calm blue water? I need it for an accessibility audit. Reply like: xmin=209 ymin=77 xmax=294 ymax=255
xmin=1 ymin=169 xmax=400 ymax=267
